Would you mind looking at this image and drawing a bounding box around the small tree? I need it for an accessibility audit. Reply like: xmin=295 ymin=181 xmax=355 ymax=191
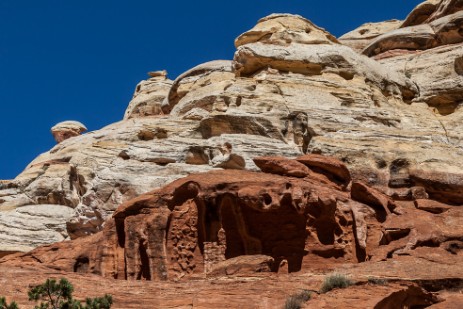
xmin=28 ymin=278 xmax=112 ymax=309
xmin=0 ymin=297 xmax=18 ymax=309
xmin=28 ymin=278 xmax=78 ymax=309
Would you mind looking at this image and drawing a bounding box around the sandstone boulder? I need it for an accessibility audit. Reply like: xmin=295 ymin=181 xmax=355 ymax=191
xmin=50 ymin=121 xmax=87 ymax=143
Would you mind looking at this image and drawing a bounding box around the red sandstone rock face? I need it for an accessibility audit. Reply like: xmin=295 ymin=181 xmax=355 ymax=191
xmin=1 ymin=155 xmax=462 ymax=288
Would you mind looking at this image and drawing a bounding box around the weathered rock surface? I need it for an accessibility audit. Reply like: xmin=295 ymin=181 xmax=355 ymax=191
xmin=1 ymin=156 xmax=462 ymax=308
xmin=378 ymin=43 xmax=463 ymax=115
xmin=0 ymin=204 xmax=74 ymax=256
xmin=1 ymin=114 xmax=298 ymax=252
xmin=402 ymin=0 xmax=463 ymax=27
xmin=306 ymin=282 xmax=441 ymax=308
xmin=0 ymin=2 xmax=463 ymax=308
xmin=1 ymin=261 xmax=462 ymax=308
xmin=2 ymin=157 xmax=462 ymax=285
xmin=2 ymin=6 xmax=463 ymax=296
xmin=234 ymin=14 xmax=338 ymax=47
xmin=161 ymin=60 xmax=234 ymax=114
xmin=50 ymin=121 xmax=87 ymax=143
xmin=363 ymin=11 xmax=463 ymax=57
xmin=338 ymin=19 xmax=402 ymax=51
xmin=124 ymin=70 xmax=172 ymax=119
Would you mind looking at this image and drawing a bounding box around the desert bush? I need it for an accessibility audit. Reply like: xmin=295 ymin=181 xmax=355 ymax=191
xmin=0 ymin=297 xmax=18 ymax=309
xmin=82 ymin=295 xmax=113 ymax=309
xmin=367 ymin=277 xmax=388 ymax=285
xmin=320 ymin=273 xmax=353 ymax=293
xmin=284 ymin=290 xmax=311 ymax=309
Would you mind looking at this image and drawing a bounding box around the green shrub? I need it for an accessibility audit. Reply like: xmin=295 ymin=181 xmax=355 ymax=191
xmin=1 ymin=277 xmax=113 ymax=309
xmin=16 ymin=277 xmax=112 ymax=309
xmin=0 ymin=297 xmax=18 ymax=309
xmin=82 ymin=295 xmax=113 ymax=309
xmin=320 ymin=274 xmax=353 ymax=293
xmin=284 ymin=290 xmax=311 ymax=309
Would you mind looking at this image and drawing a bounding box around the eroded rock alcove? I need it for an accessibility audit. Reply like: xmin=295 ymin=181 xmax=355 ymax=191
xmin=4 ymin=154 xmax=462 ymax=285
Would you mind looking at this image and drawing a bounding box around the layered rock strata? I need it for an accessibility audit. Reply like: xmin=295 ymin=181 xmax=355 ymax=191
xmin=2 ymin=156 xmax=462 ymax=284
xmin=2 ymin=1 xmax=463 ymax=258
xmin=51 ymin=121 xmax=87 ymax=143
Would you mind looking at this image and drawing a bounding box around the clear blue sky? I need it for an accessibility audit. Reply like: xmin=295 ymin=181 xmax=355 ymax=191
xmin=0 ymin=0 xmax=422 ymax=179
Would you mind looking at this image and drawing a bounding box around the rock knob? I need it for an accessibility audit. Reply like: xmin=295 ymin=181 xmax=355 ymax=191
xmin=51 ymin=120 xmax=87 ymax=143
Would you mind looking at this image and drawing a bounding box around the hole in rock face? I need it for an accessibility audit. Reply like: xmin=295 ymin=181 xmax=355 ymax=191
xmin=358 ymin=29 xmax=369 ymax=35
xmin=380 ymin=228 xmax=411 ymax=245
xmin=74 ymin=257 xmax=89 ymax=273
xmin=314 ymin=220 xmax=336 ymax=245
xmin=339 ymin=71 xmax=354 ymax=80
xmin=263 ymin=193 xmax=272 ymax=205
xmin=455 ymin=56 xmax=463 ymax=75
xmin=235 ymin=96 xmax=242 ymax=107
xmin=414 ymin=239 xmax=440 ymax=248
xmin=138 ymin=129 xmax=155 ymax=141
xmin=389 ymin=158 xmax=411 ymax=188
xmin=428 ymin=101 xmax=459 ymax=116
xmin=115 ymin=217 xmax=126 ymax=248
xmin=218 ymin=194 xmax=306 ymax=272
xmin=376 ymin=158 xmax=387 ymax=169
xmin=445 ymin=241 xmax=463 ymax=255
xmin=137 ymin=240 xmax=151 ymax=280
xmin=169 ymin=182 xmax=199 ymax=209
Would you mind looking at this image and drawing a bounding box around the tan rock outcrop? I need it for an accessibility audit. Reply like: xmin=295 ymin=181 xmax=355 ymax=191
xmin=124 ymin=70 xmax=172 ymax=119
xmin=50 ymin=121 xmax=87 ymax=143
xmin=161 ymin=60 xmax=233 ymax=114
xmin=402 ymin=0 xmax=463 ymax=27
xmin=378 ymin=43 xmax=463 ymax=115
xmin=2 ymin=11 xmax=463 ymax=261
xmin=338 ymin=19 xmax=402 ymax=51
xmin=363 ymin=11 xmax=463 ymax=57
xmin=234 ymin=13 xmax=338 ymax=47
xmin=401 ymin=0 xmax=443 ymax=27
xmin=2 ymin=156 xmax=462 ymax=285
xmin=1 ymin=4 xmax=463 ymax=307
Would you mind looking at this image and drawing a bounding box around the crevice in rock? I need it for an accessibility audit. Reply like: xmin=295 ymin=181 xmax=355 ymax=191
xmin=433 ymin=114 xmax=451 ymax=143
xmin=414 ymin=278 xmax=463 ymax=292
xmin=444 ymin=240 xmax=463 ymax=255
xmin=137 ymin=239 xmax=151 ymax=280
xmin=380 ymin=228 xmax=411 ymax=246
xmin=73 ymin=256 xmax=89 ymax=273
